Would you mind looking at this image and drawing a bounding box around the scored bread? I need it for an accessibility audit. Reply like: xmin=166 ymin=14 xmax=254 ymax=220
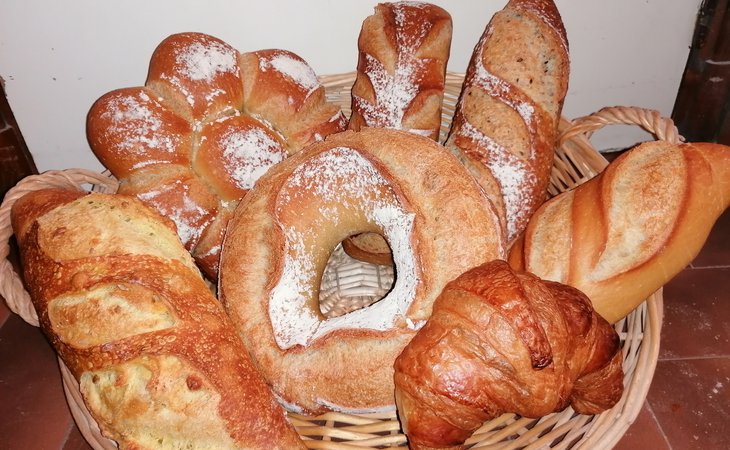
xmin=445 ymin=0 xmax=570 ymax=246
xmin=509 ymin=141 xmax=730 ymax=323
xmin=11 ymin=189 xmax=306 ymax=449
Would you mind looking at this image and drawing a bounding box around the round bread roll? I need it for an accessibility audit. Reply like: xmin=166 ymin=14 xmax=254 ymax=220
xmin=87 ymin=32 xmax=346 ymax=280
xmin=219 ymin=128 xmax=505 ymax=414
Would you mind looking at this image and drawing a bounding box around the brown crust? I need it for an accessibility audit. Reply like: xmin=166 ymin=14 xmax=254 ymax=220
xmin=393 ymin=260 xmax=623 ymax=449
xmin=344 ymin=2 xmax=453 ymax=264
xmin=87 ymin=32 xmax=346 ymax=281
xmin=219 ymin=128 xmax=504 ymax=414
xmin=444 ymin=0 xmax=570 ymax=246
xmin=348 ymin=2 xmax=452 ymax=140
xmin=510 ymin=141 xmax=730 ymax=323
xmin=11 ymin=189 xmax=305 ymax=449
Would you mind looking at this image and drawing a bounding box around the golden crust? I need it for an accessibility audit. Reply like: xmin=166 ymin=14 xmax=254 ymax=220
xmin=394 ymin=260 xmax=623 ymax=450
xmin=11 ymin=189 xmax=306 ymax=449
xmin=444 ymin=0 xmax=570 ymax=246
xmin=87 ymin=32 xmax=346 ymax=280
xmin=510 ymin=141 xmax=730 ymax=323
xmin=219 ymin=128 xmax=504 ymax=414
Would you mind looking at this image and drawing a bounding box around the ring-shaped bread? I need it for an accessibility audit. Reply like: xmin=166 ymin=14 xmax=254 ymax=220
xmin=219 ymin=128 xmax=505 ymax=414
xmin=87 ymin=32 xmax=346 ymax=280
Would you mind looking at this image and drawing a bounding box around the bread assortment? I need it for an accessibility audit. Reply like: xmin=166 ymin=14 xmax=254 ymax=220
xmin=509 ymin=140 xmax=730 ymax=323
xmin=394 ymin=260 xmax=623 ymax=450
xmin=219 ymin=128 xmax=504 ymax=414
xmin=87 ymin=32 xmax=347 ymax=280
xmin=6 ymin=1 xmax=730 ymax=449
xmin=10 ymin=189 xmax=306 ymax=449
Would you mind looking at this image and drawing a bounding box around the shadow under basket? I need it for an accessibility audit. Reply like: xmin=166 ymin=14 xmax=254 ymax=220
xmin=0 ymin=72 xmax=679 ymax=449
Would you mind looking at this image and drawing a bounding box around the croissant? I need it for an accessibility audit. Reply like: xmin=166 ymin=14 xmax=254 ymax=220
xmin=393 ymin=260 xmax=623 ymax=450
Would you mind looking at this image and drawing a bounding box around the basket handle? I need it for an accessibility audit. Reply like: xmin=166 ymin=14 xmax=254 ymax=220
xmin=559 ymin=105 xmax=684 ymax=147
xmin=0 ymin=169 xmax=119 ymax=327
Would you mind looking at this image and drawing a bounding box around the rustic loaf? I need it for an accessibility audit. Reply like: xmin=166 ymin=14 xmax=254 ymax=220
xmin=509 ymin=141 xmax=730 ymax=323
xmin=11 ymin=189 xmax=306 ymax=449
xmin=348 ymin=1 xmax=452 ymax=140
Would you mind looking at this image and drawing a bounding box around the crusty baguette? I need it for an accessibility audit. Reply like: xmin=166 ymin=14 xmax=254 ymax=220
xmin=11 ymin=189 xmax=305 ymax=450
xmin=87 ymin=32 xmax=346 ymax=280
xmin=509 ymin=141 xmax=730 ymax=323
xmin=444 ymin=0 xmax=569 ymax=246
xmin=394 ymin=260 xmax=622 ymax=450
xmin=344 ymin=1 xmax=452 ymax=265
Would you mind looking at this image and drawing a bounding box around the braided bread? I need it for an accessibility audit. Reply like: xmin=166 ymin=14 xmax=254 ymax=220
xmin=87 ymin=32 xmax=346 ymax=280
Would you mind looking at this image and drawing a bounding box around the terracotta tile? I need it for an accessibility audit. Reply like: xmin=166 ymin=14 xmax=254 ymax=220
xmin=0 ymin=314 xmax=73 ymax=450
xmin=62 ymin=423 xmax=94 ymax=450
xmin=647 ymin=358 xmax=730 ymax=450
xmin=692 ymin=208 xmax=730 ymax=268
xmin=660 ymin=267 xmax=730 ymax=359
xmin=0 ymin=297 xmax=10 ymax=327
xmin=613 ymin=402 xmax=670 ymax=450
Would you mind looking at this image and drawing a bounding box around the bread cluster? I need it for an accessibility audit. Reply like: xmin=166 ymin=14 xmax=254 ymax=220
xmin=10 ymin=0 xmax=730 ymax=449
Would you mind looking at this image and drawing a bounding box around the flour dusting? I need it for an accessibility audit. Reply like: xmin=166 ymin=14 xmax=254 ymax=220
xmin=218 ymin=123 xmax=287 ymax=190
xmin=259 ymin=51 xmax=320 ymax=97
xmin=136 ymin=182 xmax=211 ymax=246
xmin=175 ymin=40 xmax=238 ymax=82
xmin=457 ymin=121 xmax=536 ymax=241
xmin=353 ymin=2 xmax=435 ymax=132
xmin=100 ymin=90 xmax=180 ymax=164
xmin=269 ymin=147 xmax=418 ymax=349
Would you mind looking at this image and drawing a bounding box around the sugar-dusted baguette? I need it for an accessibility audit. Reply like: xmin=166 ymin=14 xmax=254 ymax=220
xmin=11 ymin=189 xmax=306 ymax=449
xmin=509 ymin=141 xmax=730 ymax=323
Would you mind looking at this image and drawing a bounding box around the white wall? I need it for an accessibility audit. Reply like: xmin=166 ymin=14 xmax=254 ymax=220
xmin=0 ymin=0 xmax=701 ymax=173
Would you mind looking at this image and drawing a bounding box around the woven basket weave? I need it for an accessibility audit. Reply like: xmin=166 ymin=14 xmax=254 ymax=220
xmin=0 ymin=72 xmax=675 ymax=449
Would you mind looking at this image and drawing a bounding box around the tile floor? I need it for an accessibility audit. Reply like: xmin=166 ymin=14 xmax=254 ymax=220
xmin=0 ymin=209 xmax=728 ymax=450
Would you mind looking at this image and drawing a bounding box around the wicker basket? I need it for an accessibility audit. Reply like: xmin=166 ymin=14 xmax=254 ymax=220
xmin=0 ymin=72 xmax=677 ymax=449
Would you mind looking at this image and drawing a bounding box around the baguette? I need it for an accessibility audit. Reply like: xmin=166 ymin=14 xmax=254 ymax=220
xmin=509 ymin=141 xmax=730 ymax=323
xmin=394 ymin=260 xmax=623 ymax=450
xmin=444 ymin=0 xmax=569 ymax=245
xmin=11 ymin=189 xmax=306 ymax=449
